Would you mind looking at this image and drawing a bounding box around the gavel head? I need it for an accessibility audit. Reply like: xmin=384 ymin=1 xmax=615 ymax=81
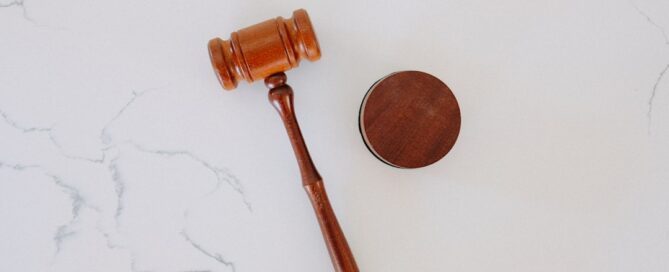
xmin=208 ymin=9 xmax=321 ymax=90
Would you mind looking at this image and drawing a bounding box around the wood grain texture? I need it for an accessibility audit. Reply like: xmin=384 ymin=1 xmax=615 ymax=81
xmin=359 ymin=71 xmax=461 ymax=168
xmin=209 ymin=11 xmax=356 ymax=271
xmin=208 ymin=9 xmax=320 ymax=90
xmin=266 ymin=73 xmax=359 ymax=272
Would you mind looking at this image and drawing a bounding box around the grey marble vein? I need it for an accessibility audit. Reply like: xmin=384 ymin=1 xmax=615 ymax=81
xmin=1 ymin=89 xmax=153 ymax=231
xmin=128 ymin=142 xmax=252 ymax=211
xmin=0 ymin=110 xmax=95 ymax=253
xmin=100 ymin=90 xmax=151 ymax=146
xmin=630 ymin=2 xmax=669 ymax=132
xmin=0 ymin=109 xmax=53 ymax=133
xmin=48 ymin=173 xmax=87 ymax=254
xmin=0 ymin=89 xmax=153 ymax=166
xmin=97 ymin=226 xmax=122 ymax=250
xmin=0 ymin=161 xmax=90 ymax=255
xmin=631 ymin=2 xmax=669 ymax=45
xmin=108 ymin=153 xmax=126 ymax=226
xmin=647 ymin=63 xmax=669 ymax=127
xmin=57 ymin=144 xmax=106 ymax=164
xmin=180 ymin=230 xmax=236 ymax=272
xmin=53 ymin=224 xmax=77 ymax=254
xmin=2 ymin=86 xmax=250 ymax=268
xmin=0 ymin=0 xmax=33 ymax=22
xmin=0 ymin=161 xmax=40 ymax=170
xmin=1 ymin=109 xmax=105 ymax=163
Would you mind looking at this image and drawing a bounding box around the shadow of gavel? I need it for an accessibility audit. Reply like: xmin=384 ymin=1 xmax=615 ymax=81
xmin=208 ymin=9 xmax=359 ymax=272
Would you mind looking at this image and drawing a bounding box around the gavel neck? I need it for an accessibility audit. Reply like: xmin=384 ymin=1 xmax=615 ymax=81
xmin=266 ymin=73 xmax=322 ymax=186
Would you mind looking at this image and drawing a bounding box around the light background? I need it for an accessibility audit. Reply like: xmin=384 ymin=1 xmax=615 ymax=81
xmin=1 ymin=0 xmax=668 ymax=271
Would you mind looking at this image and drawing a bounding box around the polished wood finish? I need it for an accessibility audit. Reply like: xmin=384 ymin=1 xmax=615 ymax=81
xmin=208 ymin=10 xmax=357 ymax=271
xmin=266 ymin=73 xmax=358 ymax=272
xmin=208 ymin=9 xmax=320 ymax=90
xmin=359 ymin=71 xmax=461 ymax=168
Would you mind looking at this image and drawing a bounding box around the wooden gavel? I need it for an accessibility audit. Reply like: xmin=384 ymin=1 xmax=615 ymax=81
xmin=208 ymin=9 xmax=359 ymax=272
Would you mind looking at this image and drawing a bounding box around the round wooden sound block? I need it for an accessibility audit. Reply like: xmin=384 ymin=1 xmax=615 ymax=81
xmin=359 ymin=71 xmax=461 ymax=168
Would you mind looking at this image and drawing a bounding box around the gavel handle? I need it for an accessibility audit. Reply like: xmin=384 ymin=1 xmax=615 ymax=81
xmin=267 ymin=73 xmax=359 ymax=272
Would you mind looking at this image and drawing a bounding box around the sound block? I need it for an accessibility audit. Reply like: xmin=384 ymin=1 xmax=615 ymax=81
xmin=359 ymin=71 xmax=461 ymax=168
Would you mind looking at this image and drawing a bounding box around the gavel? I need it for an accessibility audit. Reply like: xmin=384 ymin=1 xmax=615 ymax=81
xmin=208 ymin=9 xmax=359 ymax=272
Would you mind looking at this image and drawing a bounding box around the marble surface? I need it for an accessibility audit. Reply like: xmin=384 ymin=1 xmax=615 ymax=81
xmin=2 ymin=0 xmax=669 ymax=271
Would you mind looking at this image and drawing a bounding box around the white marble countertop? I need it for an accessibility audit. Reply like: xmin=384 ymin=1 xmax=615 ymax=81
xmin=2 ymin=0 xmax=669 ymax=271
